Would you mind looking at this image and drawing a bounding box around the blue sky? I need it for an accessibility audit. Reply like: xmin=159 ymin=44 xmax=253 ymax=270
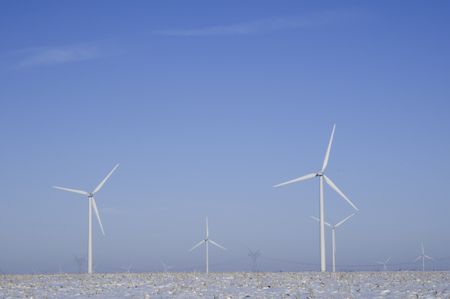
xmin=1 ymin=1 xmax=450 ymax=273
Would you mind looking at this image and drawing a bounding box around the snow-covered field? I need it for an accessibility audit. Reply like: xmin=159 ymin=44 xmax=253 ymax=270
xmin=1 ymin=272 xmax=449 ymax=298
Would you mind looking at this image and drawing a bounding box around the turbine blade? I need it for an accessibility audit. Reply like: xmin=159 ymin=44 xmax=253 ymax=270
xmin=273 ymin=173 xmax=317 ymax=188
xmin=414 ymin=256 xmax=422 ymax=262
xmin=92 ymin=198 xmax=105 ymax=236
xmin=323 ymin=175 xmax=359 ymax=211
xmin=206 ymin=217 xmax=209 ymax=238
xmin=53 ymin=186 xmax=89 ymax=196
xmin=209 ymin=239 xmax=226 ymax=250
xmin=385 ymin=257 xmax=391 ymax=264
xmin=424 ymin=255 xmax=434 ymax=260
xmin=421 ymin=242 xmax=424 ymax=255
xmin=310 ymin=216 xmax=332 ymax=227
xmin=322 ymin=124 xmax=336 ymax=172
xmin=93 ymin=164 xmax=119 ymax=194
xmin=189 ymin=240 xmax=204 ymax=252
xmin=335 ymin=213 xmax=356 ymax=228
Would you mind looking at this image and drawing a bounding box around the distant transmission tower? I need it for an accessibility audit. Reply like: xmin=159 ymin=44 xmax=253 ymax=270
xmin=248 ymin=249 xmax=261 ymax=272
xmin=74 ymin=256 xmax=85 ymax=273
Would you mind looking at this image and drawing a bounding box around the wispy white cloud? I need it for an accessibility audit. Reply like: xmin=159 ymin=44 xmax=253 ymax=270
xmin=154 ymin=11 xmax=356 ymax=37
xmin=15 ymin=44 xmax=101 ymax=68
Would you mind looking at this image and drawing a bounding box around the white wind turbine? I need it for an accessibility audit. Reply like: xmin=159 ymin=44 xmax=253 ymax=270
xmin=160 ymin=261 xmax=174 ymax=272
xmin=53 ymin=164 xmax=119 ymax=274
xmin=189 ymin=217 xmax=226 ymax=274
xmin=311 ymin=213 xmax=355 ymax=273
xmin=415 ymin=242 xmax=433 ymax=272
xmin=376 ymin=257 xmax=391 ymax=271
xmin=120 ymin=263 xmax=133 ymax=273
xmin=274 ymin=124 xmax=358 ymax=272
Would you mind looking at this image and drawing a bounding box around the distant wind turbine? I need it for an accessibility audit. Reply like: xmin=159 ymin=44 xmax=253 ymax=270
xmin=414 ymin=242 xmax=433 ymax=272
xmin=160 ymin=261 xmax=173 ymax=272
xmin=189 ymin=217 xmax=226 ymax=274
xmin=248 ymin=249 xmax=261 ymax=272
xmin=54 ymin=164 xmax=119 ymax=274
xmin=376 ymin=257 xmax=391 ymax=271
xmin=311 ymin=213 xmax=355 ymax=272
xmin=274 ymin=124 xmax=358 ymax=272
xmin=120 ymin=264 xmax=133 ymax=273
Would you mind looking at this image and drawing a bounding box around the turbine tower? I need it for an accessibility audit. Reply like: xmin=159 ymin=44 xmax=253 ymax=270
xmin=311 ymin=213 xmax=355 ymax=272
xmin=248 ymin=249 xmax=261 ymax=272
xmin=274 ymin=124 xmax=358 ymax=272
xmin=414 ymin=242 xmax=433 ymax=272
xmin=54 ymin=164 xmax=119 ymax=274
xmin=189 ymin=217 xmax=226 ymax=274
xmin=376 ymin=257 xmax=391 ymax=271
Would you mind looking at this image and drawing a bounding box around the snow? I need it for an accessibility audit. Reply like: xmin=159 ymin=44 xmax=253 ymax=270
xmin=1 ymin=272 xmax=449 ymax=298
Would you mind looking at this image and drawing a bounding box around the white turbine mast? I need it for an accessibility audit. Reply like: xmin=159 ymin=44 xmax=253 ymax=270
xmin=414 ymin=242 xmax=434 ymax=272
xmin=274 ymin=124 xmax=358 ymax=272
xmin=311 ymin=213 xmax=355 ymax=272
xmin=189 ymin=217 xmax=226 ymax=274
xmin=376 ymin=256 xmax=392 ymax=271
xmin=53 ymin=164 xmax=119 ymax=274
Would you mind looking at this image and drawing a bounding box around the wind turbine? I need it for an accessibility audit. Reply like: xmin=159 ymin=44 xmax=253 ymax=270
xmin=311 ymin=213 xmax=355 ymax=272
xmin=274 ymin=124 xmax=358 ymax=272
xmin=120 ymin=264 xmax=133 ymax=273
xmin=54 ymin=164 xmax=119 ymax=274
xmin=248 ymin=249 xmax=261 ymax=272
xmin=189 ymin=217 xmax=226 ymax=274
xmin=160 ymin=261 xmax=173 ymax=272
xmin=414 ymin=242 xmax=433 ymax=272
xmin=376 ymin=257 xmax=391 ymax=271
